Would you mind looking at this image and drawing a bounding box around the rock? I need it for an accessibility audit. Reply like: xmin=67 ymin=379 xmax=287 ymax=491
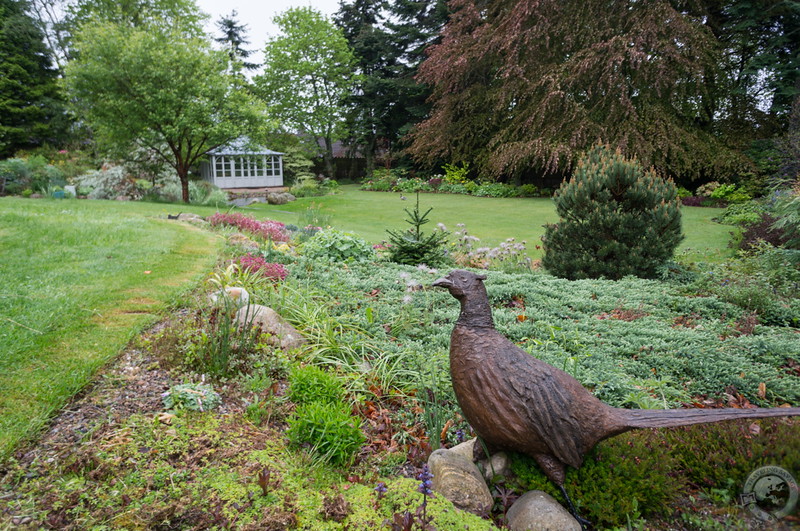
xmin=482 ymin=451 xmax=510 ymax=481
xmin=227 ymin=233 xmax=260 ymax=250
xmin=209 ymin=286 xmax=250 ymax=307
xmin=267 ymin=192 xmax=296 ymax=205
xmin=237 ymin=304 xmax=305 ymax=350
xmin=427 ymin=448 xmax=493 ymax=516
xmin=176 ymin=213 xmax=206 ymax=223
xmin=448 ymin=438 xmax=511 ymax=481
xmin=449 ymin=438 xmax=476 ymax=460
xmin=505 ymin=490 xmax=581 ymax=531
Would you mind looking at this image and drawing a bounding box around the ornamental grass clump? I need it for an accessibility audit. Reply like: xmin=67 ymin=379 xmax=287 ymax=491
xmin=208 ymin=212 xmax=289 ymax=242
xmin=542 ymin=145 xmax=683 ymax=280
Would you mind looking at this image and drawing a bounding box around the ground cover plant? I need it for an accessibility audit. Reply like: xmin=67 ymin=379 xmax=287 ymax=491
xmin=1 ymin=198 xmax=798 ymax=529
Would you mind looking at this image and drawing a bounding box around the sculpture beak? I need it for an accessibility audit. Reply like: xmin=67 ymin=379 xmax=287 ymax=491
xmin=432 ymin=277 xmax=453 ymax=289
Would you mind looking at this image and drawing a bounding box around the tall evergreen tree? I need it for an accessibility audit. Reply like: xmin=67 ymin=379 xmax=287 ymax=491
xmin=407 ymin=0 xmax=740 ymax=181
xmin=214 ymin=10 xmax=258 ymax=70
xmin=334 ymin=0 xmax=448 ymax=171
xmin=0 ymin=0 xmax=67 ymax=156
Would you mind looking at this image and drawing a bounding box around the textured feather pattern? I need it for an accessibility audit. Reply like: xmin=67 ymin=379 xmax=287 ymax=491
xmin=622 ymin=406 xmax=800 ymax=429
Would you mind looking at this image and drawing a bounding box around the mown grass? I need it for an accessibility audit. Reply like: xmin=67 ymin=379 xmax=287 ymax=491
xmin=248 ymin=185 xmax=735 ymax=260
xmin=0 ymin=198 xmax=224 ymax=457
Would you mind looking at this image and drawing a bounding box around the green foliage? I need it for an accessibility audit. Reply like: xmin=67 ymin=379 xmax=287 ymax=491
xmin=386 ymin=193 xmax=450 ymax=267
xmin=715 ymin=201 xmax=767 ymax=226
xmin=65 ymin=21 xmax=263 ymax=202
xmin=162 ymin=382 xmax=222 ymax=412
xmin=710 ymin=184 xmax=752 ymax=204
xmin=290 ymin=176 xmax=339 ymax=198
xmin=442 ymin=162 xmax=470 ymax=184
xmin=473 ymin=182 xmax=520 ymax=198
xmin=0 ymin=156 xmax=64 ymax=194
xmin=289 ymin=365 xmax=345 ymax=405
xmin=255 ymin=7 xmax=359 ymax=178
xmin=301 ymin=229 xmax=376 ymax=263
xmin=690 ymin=245 xmax=800 ymax=326
xmin=0 ymin=0 xmax=69 ymax=157
xmin=154 ymin=180 xmax=229 ymax=206
xmin=543 ymin=145 xmax=683 ymax=279
xmin=511 ymin=431 xmax=682 ymax=527
xmin=286 ymin=401 xmax=365 ymax=466
xmin=771 ymin=188 xmax=800 ymax=248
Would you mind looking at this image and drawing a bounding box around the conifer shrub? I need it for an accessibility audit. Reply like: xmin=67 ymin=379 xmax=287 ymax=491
xmin=386 ymin=193 xmax=450 ymax=267
xmin=542 ymin=145 xmax=683 ymax=279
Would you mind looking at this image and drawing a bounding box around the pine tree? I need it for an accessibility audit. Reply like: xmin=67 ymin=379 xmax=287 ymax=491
xmin=0 ymin=0 xmax=67 ymax=156
xmin=386 ymin=193 xmax=450 ymax=266
xmin=214 ymin=10 xmax=258 ymax=71
xmin=542 ymin=145 xmax=683 ymax=280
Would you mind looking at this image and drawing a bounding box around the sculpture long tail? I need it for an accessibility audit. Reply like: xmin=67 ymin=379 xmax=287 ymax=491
xmin=621 ymin=406 xmax=800 ymax=429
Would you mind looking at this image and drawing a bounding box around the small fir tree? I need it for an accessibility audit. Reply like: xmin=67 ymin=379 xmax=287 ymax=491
xmin=542 ymin=145 xmax=683 ymax=280
xmin=386 ymin=193 xmax=450 ymax=266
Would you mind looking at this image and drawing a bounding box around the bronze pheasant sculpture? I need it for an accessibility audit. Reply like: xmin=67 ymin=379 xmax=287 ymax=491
xmin=433 ymin=269 xmax=800 ymax=524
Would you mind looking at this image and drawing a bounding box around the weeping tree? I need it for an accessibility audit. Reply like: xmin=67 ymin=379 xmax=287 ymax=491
xmin=542 ymin=145 xmax=683 ymax=280
xmin=65 ymin=22 xmax=265 ymax=203
xmin=408 ymin=0 xmax=742 ymax=181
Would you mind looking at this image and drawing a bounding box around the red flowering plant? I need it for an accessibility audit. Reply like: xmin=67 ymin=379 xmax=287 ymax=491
xmin=237 ymin=253 xmax=288 ymax=281
xmin=208 ymin=212 xmax=290 ymax=242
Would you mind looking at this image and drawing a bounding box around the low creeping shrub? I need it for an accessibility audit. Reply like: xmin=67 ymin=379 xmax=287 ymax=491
xmin=301 ymin=229 xmax=376 ymax=263
xmin=162 ymin=382 xmax=222 ymax=412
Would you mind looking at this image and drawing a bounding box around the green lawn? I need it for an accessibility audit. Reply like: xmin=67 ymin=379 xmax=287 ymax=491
xmin=247 ymin=185 xmax=735 ymax=261
xmin=0 ymin=198 xmax=224 ymax=457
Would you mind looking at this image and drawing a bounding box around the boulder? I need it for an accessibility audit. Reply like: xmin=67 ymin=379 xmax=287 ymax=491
xmin=448 ymin=438 xmax=511 ymax=481
xmin=176 ymin=213 xmax=206 ymax=224
xmin=267 ymin=192 xmax=296 ymax=205
xmin=237 ymin=304 xmax=305 ymax=350
xmin=209 ymin=286 xmax=250 ymax=308
xmin=227 ymin=233 xmax=260 ymax=250
xmin=505 ymin=491 xmax=581 ymax=531
xmin=427 ymin=448 xmax=493 ymax=516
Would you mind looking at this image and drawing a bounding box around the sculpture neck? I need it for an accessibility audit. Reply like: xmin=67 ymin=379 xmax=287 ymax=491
xmin=456 ymin=292 xmax=495 ymax=328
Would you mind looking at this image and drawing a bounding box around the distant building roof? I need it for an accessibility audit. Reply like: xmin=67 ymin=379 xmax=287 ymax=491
xmin=207 ymin=137 xmax=283 ymax=156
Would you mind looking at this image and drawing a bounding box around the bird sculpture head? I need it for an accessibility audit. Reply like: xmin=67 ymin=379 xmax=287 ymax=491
xmin=432 ymin=271 xmax=496 ymax=330
xmin=432 ymin=269 xmax=487 ymax=299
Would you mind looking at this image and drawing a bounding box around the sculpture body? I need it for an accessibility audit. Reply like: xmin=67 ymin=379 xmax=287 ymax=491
xmin=433 ymin=270 xmax=800 ymax=518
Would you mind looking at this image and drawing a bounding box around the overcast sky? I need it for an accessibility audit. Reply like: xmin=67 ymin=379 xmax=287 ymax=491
xmin=195 ymin=0 xmax=342 ymax=65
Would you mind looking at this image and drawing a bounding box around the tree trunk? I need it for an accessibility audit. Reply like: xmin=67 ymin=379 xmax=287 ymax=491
xmin=323 ymin=136 xmax=336 ymax=179
xmin=364 ymin=133 xmax=376 ymax=179
xmin=178 ymin=167 xmax=190 ymax=203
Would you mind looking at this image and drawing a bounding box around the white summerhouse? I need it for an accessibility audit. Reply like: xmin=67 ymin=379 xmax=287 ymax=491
xmin=200 ymin=139 xmax=284 ymax=188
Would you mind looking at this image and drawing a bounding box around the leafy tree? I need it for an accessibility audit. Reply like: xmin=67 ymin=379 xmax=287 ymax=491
xmin=27 ymin=0 xmax=70 ymax=71
xmin=256 ymin=7 xmax=359 ymax=179
xmin=214 ymin=10 xmax=258 ymax=71
xmin=65 ymin=22 xmax=264 ymax=202
xmin=66 ymin=0 xmax=205 ymax=35
xmin=0 ymin=0 xmax=68 ymax=157
xmin=408 ymin=0 xmax=741 ymax=181
xmin=542 ymin=145 xmax=683 ymax=280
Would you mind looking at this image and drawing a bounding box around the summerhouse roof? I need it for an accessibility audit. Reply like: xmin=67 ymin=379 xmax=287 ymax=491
xmin=207 ymin=137 xmax=283 ymax=156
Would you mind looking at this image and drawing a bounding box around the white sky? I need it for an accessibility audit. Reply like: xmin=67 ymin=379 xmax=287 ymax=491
xmin=195 ymin=0 xmax=342 ymax=64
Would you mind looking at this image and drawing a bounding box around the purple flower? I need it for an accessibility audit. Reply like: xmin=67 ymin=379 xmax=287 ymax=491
xmin=374 ymin=482 xmax=387 ymax=496
xmin=416 ymin=464 xmax=434 ymax=496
